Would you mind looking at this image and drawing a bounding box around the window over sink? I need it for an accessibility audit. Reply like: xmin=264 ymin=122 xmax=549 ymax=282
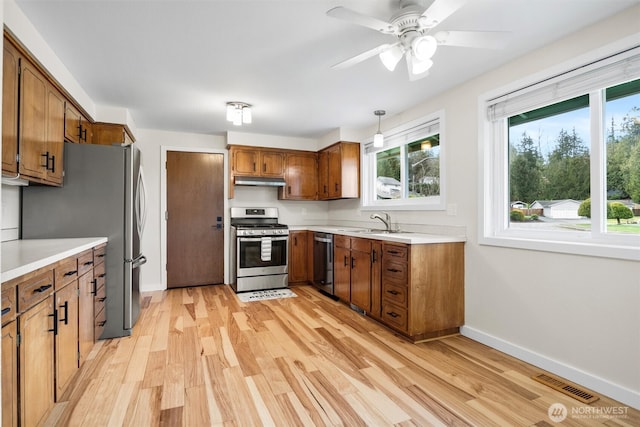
xmin=362 ymin=111 xmax=445 ymax=210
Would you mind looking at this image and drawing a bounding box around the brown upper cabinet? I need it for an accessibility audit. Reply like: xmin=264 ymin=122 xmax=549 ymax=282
xmin=64 ymin=103 xmax=92 ymax=144
xmin=230 ymin=146 xmax=285 ymax=177
xmin=2 ymin=39 xmax=64 ymax=186
xmin=318 ymin=141 xmax=360 ymax=200
xmin=92 ymin=122 xmax=134 ymax=146
xmin=279 ymin=151 xmax=318 ymax=200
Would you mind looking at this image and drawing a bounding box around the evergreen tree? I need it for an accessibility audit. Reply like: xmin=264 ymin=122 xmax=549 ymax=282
xmin=544 ymin=128 xmax=590 ymax=200
xmin=510 ymin=133 xmax=543 ymax=203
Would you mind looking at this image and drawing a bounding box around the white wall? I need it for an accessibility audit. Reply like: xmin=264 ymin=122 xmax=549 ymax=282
xmin=329 ymin=7 xmax=640 ymax=408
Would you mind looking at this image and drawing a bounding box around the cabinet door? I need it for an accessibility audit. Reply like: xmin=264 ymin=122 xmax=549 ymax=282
xmin=19 ymin=60 xmax=48 ymax=180
xmin=20 ymin=296 xmax=55 ymax=427
xmin=334 ymin=246 xmax=351 ymax=301
xmin=78 ymin=272 xmax=94 ymax=364
xmin=317 ymin=150 xmax=329 ymax=200
xmin=45 ymin=85 xmax=65 ymax=185
xmin=260 ymin=151 xmax=284 ymax=176
xmin=2 ymin=42 xmax=19 ymax=176
xmin=55 ymin=282 xmax=79 ymax=400
xmin=288 ymin=231 xmax=308 ymax=283
xmin=282 ymin=152 xmax=317 ymax=200
xmin=233 ymin=148 xmax=259 ymax=175
xmin=327 ymin=145 xmax=342 ymax=199
xmin=350 ymin=247 xmax=372 ymax=312
xmin=2 ymin=321 xmax=18 ymax=427
xmin=64 ymin=102 xmax=81 ymax=143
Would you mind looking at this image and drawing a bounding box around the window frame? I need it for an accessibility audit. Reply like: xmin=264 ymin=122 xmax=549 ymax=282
xmin=479 ymin=43 xmax=640 ymax=261
xmin=361 ymin=111 xmax=446 ymax=211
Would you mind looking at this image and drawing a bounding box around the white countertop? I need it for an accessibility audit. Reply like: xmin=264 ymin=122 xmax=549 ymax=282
xmin=1 ymin=237 xmax=108 ymax=283
xmin=289 ymin=225 xmax=466 ymax=245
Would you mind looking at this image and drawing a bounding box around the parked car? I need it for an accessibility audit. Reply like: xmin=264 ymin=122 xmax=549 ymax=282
xmin=376 ymin=176 xmax=401 ymax=199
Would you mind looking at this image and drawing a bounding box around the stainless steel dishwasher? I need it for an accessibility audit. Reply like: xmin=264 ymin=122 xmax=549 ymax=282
xmin=312 ymin=232 xmax=334 ymax=295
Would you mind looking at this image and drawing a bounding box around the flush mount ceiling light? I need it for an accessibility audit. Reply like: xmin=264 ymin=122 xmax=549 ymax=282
xmin=226 ymin=102 xmax=252 ymax=126
xmin=373 ymin=110 xmax=385 ymax=148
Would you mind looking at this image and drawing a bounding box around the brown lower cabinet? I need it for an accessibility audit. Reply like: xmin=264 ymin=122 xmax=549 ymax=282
xmin=333 ymin=234 xmax=464 ymax=342
xmin=1 ymin=242 xmax=106 ymax=426
xmin=288 ymin=231 xmax=310 ymax=284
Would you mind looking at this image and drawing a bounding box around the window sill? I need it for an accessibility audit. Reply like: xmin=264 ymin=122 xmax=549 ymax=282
xmin=479 ymin=234 xmax=640 ymax=261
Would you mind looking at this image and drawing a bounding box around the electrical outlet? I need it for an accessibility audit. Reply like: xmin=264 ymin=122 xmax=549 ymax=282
xmin=447 ymin=204 xmax=457 ymax=216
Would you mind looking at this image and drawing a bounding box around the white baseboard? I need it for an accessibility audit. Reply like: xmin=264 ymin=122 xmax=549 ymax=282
xmin=460 ymin=326 xmax=640 ymax=410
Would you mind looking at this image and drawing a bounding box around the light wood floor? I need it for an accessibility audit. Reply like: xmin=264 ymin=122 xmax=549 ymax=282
xmin=45 ymin=284 xmax=639 ymax=426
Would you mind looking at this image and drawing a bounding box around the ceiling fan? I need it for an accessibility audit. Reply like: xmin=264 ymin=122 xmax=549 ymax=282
xmin=327 ymin=0 xmax=509 ymax=81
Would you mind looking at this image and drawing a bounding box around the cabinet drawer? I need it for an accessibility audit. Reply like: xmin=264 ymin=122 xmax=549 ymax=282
xmin=54 ymin=257 xmax=78 ymax=290
xmin=93 ymin=244 xmax=106 ymax=266
xmin=383 ymin=244 xmax=408 ymax=261
xmin=94 ymin=262 xmax=106 ymax=288
xmin=351 ymin=238 xmax=371 ymax=253
xmin=17 ymin=270 xmax=54 ymax=313
xmin=94 ymin=284 xmax=106 ymax=314
xmin=381 ymin=301 xmax=407 ymax=332
xmin=382 ymin=260 xmax=408 ymax=284
xmin=95 ymin=307 xmax=106 ymax=339
xmin=77 ymin=249 xmax=94 ymax=277
xmin=382 ymin=282 xmax=407 ymax=306
xmin=2 ymin=285 xmax=16 ymax=324
xmin=334 ymin=234 xmax=351 ymax=249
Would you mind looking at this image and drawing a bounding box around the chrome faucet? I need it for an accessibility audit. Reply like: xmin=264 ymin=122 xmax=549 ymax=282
xmin=370 ymin=212 xmax=392 ymax=232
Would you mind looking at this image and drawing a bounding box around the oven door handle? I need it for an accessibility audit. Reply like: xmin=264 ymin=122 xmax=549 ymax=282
xmin=238 ymin=236 xmax=289 ymax=242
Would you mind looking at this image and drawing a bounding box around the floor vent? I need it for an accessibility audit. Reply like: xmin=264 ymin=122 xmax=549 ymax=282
xmin=532 ymin=373 xmax=600 ymax=404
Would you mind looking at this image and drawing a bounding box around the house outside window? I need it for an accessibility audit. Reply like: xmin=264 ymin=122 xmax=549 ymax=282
xmin=480 ymin=46 xmax=640 ymax=260
xmin=362 ymin=111 xmax=445 ymax=210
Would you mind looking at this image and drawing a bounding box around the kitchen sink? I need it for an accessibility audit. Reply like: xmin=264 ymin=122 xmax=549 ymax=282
xmin=352 ymin=228 xmax=409 ymax=234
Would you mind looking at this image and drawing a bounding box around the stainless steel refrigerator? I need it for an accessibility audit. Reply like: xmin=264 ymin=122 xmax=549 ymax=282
xmin=21 ymin=142 xmax=147 ymax=339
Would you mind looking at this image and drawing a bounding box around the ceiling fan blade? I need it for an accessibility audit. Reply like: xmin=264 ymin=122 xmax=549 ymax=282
xmin=434 ymin=31 xmax=510 ymax=49
xmin=327 ymin=6 xmax=395 ymax=34
xmin=332 ymin=43 xmax=396 ymax=70
xmin=420 ymin=0 xmax=467 ymax=28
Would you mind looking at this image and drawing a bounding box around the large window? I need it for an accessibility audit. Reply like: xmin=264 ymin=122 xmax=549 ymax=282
xmin=363 ymin=112 xmax=444 ymax=210
xmin=481 ymin=47 xmax=640 ymax=260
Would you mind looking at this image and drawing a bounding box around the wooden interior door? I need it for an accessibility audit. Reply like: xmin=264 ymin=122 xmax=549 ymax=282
xmin=167 ymin=151 xmax=224 ymax=288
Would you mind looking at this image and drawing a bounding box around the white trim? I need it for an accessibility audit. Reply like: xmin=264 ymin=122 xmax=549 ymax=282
xmin=461 ymin=326 xmax=640 ymax=410
xmin=160 ymin=146 xmax=229 ymax=289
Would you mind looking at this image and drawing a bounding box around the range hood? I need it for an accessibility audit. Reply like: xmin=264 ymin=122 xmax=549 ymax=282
xmin=234 ymin=176 xmax=286 ymax=187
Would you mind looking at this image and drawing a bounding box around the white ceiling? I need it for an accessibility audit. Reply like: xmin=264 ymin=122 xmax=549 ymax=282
xmin=13 ymin=0 xmax=639 ymax=139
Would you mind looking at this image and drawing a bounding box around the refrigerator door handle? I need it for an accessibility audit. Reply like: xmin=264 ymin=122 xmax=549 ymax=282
xmin=127 ymin=254 xmax=147 ymax=269
xmin=135 ymin=166 xmax=148 ymax=239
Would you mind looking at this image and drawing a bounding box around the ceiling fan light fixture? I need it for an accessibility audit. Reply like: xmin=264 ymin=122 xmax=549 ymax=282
xmin=412 ymin=35 xmax=437 ymax=61
xmin=379 ymin=45 xmax=404 ymax=71
xmin=373 ymin=110 xmax=385 ymax=148
xmin=226 ymin=102 xmax=252 ymax=126
xmin=409 ymin=53 xmax=433 ymax=76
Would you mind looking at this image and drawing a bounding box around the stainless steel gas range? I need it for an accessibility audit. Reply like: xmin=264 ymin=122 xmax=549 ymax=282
xmin=229 ymin=207 xmax=289 ymax=292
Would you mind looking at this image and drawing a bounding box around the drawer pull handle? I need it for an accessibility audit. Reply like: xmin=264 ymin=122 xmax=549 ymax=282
xmin=387 ymin=290 xmax=400 ymax=296
xmin=98 ymin=320 xmax=106 ymax=327
xmin=387 ymin=268 xmax=401 ymax=273
xmin=96 ymin=254 xmax=105 ymax=258
xmin=33 ymin=284 xmax=52 ymax=293
xmin=98 ymin=273 xmax=106 ymax=278
xmin=388 ymin=250 xmax=400 ymax=254
xmin=91 ymin=279 xmax=98 ymax=295
xmin=59 ymin=301 xmax=69 ymax=325
xmin=63 ymin=270 xmax=78 ymax=276
xmin=1 ymin=307 xmax=11 ymax=316
xmin=386 ymin=311 xmax=400 ymax=318
xmin=83 ymin=261 xmax=94 ymax=266
xmin=98 ymin=297 xmax=106 ymax=302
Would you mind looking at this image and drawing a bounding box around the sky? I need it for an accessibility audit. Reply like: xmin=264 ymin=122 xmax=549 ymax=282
xmin=509 ymin=92 xmax=639 ymax=159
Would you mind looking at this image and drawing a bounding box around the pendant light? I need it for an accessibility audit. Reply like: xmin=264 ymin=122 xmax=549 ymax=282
xmin=373 ymin=110 xmax=385 ymax=148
